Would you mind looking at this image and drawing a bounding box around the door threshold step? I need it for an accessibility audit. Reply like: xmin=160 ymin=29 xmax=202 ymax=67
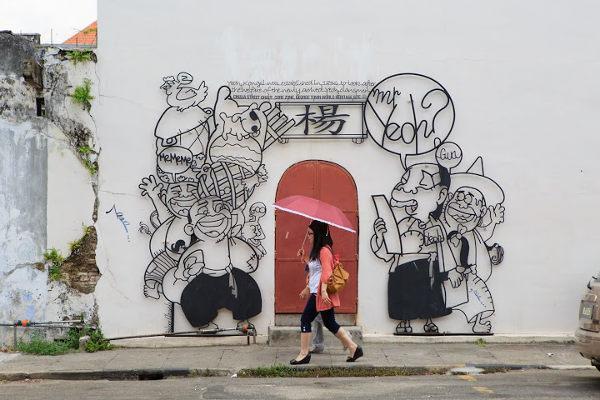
xmin=268 ymin=325 xmax=363 ymax=347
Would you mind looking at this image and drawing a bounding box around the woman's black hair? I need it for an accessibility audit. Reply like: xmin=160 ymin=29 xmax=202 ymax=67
xmin=309 ymin=220 xmax=333 ymax=260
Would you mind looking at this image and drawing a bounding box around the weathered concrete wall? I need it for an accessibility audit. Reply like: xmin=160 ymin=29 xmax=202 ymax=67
xmin=0 ymin=32 xmax=99 ymax=346
xmin=0 ymin=122 xmax=48 ymax=343
xmin=0 ymin=32 xmax=48 ymax=345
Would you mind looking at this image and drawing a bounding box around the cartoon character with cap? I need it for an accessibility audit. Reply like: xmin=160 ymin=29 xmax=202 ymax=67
xmin=441 ymin=157 xmax=505 ymax=333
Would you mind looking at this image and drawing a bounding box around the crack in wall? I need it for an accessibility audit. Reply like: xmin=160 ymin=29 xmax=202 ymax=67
xmin=98 ymin=189 xmax=138 ymax=197
xmin=0 ymin=263 xmax=44 ymax=278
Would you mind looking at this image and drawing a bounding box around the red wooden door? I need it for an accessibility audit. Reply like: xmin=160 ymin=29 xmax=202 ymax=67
xmin=275 ymin=161 xmax=358 ymax=313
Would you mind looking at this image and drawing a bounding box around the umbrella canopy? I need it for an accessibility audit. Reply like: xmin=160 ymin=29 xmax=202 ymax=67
xmin=273 ymin=195 xmax=356 ymax=233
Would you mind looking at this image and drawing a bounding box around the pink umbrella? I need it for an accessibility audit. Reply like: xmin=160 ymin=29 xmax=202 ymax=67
xmin=273 ymin=195 xmax=356 ymax=233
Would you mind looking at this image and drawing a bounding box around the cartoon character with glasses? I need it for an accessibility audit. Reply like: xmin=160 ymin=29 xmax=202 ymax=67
xmin=442 ymin=164 xmax=505 ymax=333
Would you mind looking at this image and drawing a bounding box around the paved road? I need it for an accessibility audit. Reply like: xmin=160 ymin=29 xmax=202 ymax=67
xmin=1 ymin=370 xmax=599 ymax=399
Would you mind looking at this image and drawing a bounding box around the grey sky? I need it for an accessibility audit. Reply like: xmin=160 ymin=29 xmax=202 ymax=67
xmin=1 ymin=0 xmax=96 ymax=44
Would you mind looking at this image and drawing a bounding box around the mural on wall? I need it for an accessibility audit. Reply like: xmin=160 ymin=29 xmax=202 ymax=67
xmin=366 ymin=73 xmax=506 ymax=335
xmin=138 ymin=72 xmax=295 ymax=331
xmin=135 ymin=70 xmax=504 ymax=335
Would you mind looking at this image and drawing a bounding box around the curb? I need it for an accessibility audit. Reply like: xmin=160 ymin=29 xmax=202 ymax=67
xmin=0 ymin=364 xmax=595 ymax=382
xmin=362 ymin=334 xmax=576 ymax=344
xmin=237 ymin=363 xmax=596 ymax=378
xmin=0 ymin=368 xmax=232 ymax=382
xmin=459 ymin=363 xmax=596 ymax=373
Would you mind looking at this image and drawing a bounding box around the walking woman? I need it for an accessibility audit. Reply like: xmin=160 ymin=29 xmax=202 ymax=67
xmin=290 ymin=220 xmax=363 ymax=365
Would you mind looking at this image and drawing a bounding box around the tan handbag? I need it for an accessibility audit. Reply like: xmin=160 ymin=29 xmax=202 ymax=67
xmin=326 ymin=251 xmax=350 ymax=294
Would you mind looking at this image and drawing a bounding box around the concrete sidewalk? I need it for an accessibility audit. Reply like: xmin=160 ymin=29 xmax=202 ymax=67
xmin=0 ymin=342 xmax=596 ymax=381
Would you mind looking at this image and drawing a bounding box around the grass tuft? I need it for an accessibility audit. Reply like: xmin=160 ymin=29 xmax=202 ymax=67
xmin=238 ymin=364 xmax=447 ymax=378
xmin=43 ymin=248 xmax=64 ymax=281
xmin=83 ymin=327 xmax=112 ymax=352
xmin=16 ymin=326 xmax=112 ymax=356
xmin=69 ymin=225 xmax=93 ymax=254
xmin=70 ymin=79 xmax=94 ymax=111
xmin=66 ymin=50 xmax=95 ymax=64
xmin=17 ymin=335 xmax=73 ymax=356
xmin=77 ymin=145 xmax=98 ymax=175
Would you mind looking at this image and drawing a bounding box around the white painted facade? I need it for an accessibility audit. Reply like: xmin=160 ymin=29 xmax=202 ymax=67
xmin=95 ymin=0 xmax=600 ymax=337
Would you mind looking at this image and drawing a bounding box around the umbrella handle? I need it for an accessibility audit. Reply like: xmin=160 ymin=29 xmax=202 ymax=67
xmin=297 ymin=229 xmax=309 ymax=261
xmin=301 ymin=229 xmax=308 ymax=248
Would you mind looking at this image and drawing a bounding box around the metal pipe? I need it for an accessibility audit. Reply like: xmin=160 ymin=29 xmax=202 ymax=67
xmin=107 ymin=330 xmax=201 ymax=341
xmin=108 ymin=327 xmax=256 ymax=341
xmin=0 ymin=319 xmax=84 ymax=327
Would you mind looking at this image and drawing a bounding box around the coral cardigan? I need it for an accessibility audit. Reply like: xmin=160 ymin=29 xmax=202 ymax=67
xmin=316 ymin=247 xmax=341 ymax=312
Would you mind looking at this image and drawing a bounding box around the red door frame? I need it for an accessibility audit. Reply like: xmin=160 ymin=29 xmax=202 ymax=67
xmin=274 ymin=160 xmax=359 ymax=314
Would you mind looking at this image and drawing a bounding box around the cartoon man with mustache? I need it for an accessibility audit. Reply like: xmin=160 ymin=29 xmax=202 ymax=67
xmin=371 ymin=161 xmax=463 ymax=334
xmin=159 ymin=196 xmax=262 ymax=328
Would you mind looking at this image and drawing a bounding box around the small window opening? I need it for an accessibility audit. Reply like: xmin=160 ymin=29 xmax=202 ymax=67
xmin=36 ymin=97 xmax=45 ymax=117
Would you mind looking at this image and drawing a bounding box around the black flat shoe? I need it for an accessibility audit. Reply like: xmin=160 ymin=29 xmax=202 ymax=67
xmin=290 ymin=354 xmax=311 ymax=365
xmin=346 ymin=346 xmax=363 ymax=362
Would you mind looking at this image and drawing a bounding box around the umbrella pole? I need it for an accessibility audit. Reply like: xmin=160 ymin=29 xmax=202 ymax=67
xmin=299 ymin=229 xmax=309 ymax=261
xmin=301 ymin=229 xmax=308 ymax=249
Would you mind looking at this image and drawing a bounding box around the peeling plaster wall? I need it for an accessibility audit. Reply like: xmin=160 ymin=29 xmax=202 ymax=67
xmin=0 ymin=121 xmax=48 ymax=345
xmin=42 ymin=52 xmax=99 ymax=339
xmin=0 ymin=33 xmax=48 ymax=345
xmin=0 ymin=32 xmax=99 ymax=345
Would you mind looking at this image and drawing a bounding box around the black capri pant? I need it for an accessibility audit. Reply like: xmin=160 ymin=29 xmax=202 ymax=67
xmin=300 ymin=294 xmax=340 ymax=334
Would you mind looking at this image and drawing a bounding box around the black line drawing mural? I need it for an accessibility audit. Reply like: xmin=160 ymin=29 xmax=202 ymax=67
xmin=295 ymin=104 xmax=350 ymax=135
xmin=139 ymin=72 xmax=295 ymax=331
xmin=364 ymin=73 xmax=455 ymax=157
xmin=276 ymin=102 xmax=366 ymax=142
xmin=366 ymin=73 xmax=505 ymax=335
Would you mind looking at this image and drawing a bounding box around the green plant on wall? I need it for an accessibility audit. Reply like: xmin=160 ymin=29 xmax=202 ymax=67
xmin=70 ymin=79 xmax=94 ymax=111
xmin=77 ymin=145 xmax=98 ymax=176
xmin=84 ymin=326 xmax=112 ymax=352
xmin=66 ymin=50 xmax=95 ymax=64
xmin=45 ymin=226 xmax=93 ymax=281
xmin=69 ymin=225 xmax=94 ymax=253
xmin=43 ymin=248 xmax=64 ymax=281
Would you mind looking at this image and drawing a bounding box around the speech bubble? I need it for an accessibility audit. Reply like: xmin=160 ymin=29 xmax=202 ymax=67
xmin=364 ymin=73 xmax=455 ymax=156
xmin=435 ymin=142 xmax=462 ymax=170
xmin=157 ymin=146 xmax=194 ymax=174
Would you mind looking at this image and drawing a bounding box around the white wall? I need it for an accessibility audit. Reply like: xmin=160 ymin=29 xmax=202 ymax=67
xmin=96 ymin=0 xmax=600 ymax=336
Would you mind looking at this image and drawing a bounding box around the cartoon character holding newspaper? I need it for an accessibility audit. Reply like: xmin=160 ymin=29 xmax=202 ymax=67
xmin=365 ymin=73 xmax=506 ymax=334
xmin=371 ymin=160 xmax=464 ymax=334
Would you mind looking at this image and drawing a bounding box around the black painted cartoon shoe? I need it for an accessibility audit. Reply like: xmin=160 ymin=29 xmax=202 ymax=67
xmin=395 ymin=321 xmax=413 ymax=335
xmin=423 ymin=322 xmax=439 ymax=333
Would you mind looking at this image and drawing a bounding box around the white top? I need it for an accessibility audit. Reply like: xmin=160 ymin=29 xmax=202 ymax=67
xmin=307 ymin=258 xmax=322 ymax=294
